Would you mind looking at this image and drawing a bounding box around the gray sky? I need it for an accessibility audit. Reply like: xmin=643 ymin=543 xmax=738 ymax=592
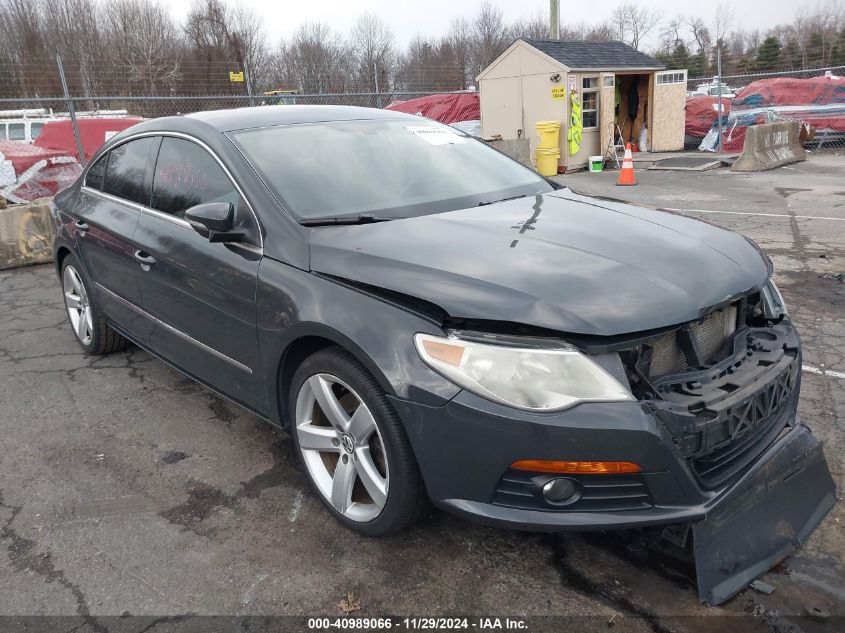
xmin=167 ymin=0 xmax=806 ymax=52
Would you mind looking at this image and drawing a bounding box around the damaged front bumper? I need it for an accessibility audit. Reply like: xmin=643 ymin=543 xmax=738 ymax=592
xmin=389 ymin=342 xmax=836 ymax=605
xmin=693 ymin=422 xmax=835 ymax=605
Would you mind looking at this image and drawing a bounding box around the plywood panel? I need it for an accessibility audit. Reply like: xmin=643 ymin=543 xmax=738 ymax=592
xmin=652 ymin=70 xmax=688 ymax=151
xmin=599 ymin=73 xmax=616 ymax=161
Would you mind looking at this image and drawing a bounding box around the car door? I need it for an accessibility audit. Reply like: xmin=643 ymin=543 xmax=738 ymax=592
xmin=74 ymin=136 xmax=159 ymax=342
xmin=132 ymin=135 xmax=265 ymax=411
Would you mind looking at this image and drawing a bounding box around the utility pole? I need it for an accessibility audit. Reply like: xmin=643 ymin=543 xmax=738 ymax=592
xmin=550 ymin=0 xmax=560 ymax=40
xmin=716 ymin=48 xmax=723 ymax=153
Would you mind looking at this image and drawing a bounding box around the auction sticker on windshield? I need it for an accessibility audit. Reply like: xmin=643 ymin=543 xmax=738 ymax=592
xmin=405 ymin=126 xmax=467 ymax=145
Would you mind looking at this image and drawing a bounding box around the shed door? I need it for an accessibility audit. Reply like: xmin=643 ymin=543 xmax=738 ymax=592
xmin=651 ymin=69 xmax=688 ymax=151
xmin=480 ymin=77 xmax=524 ymax=140
xmin=599 ymin=73 xmax=616 ymax=160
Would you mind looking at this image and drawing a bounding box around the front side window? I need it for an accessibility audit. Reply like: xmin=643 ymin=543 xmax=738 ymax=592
xmin=231 ymin=119 xmax=552 ymax=221
xmin=30 ymin=122 xmax=44 ymax=140
xmin=150 ymin=137 xmax=240 ymax=218
xmin=581 ymin=77 xmax=599 ymax=129
xmin=85 ymin=153 xmax=108 ymax=190
xmin=103 ymin=137 xmax=154 ymax=203
xmin=8 ymin=123 xmax=25 ymax=141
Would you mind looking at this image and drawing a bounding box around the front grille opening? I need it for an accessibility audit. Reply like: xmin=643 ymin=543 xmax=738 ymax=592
xmin=618 ymin=292 xmax=800 ymax=491
xmin=689 ymin=364 xmax=796 ymax=488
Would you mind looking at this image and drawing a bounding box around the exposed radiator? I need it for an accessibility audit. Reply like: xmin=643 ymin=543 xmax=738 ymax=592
xmin=648 ymin=305 xmax=738 ymax=377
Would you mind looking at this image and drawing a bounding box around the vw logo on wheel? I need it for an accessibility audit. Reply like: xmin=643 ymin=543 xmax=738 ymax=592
xmin=340 ymin=433 xmax=355 ymax=454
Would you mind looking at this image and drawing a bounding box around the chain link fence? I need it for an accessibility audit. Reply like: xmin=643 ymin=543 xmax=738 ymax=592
xmin=0 ymin=92 xmax=450 ymax=118
xmin=685 ymin=64 xmax=845 ymax=152
xmin=0 ymin=56 xmax=460 ymax=165
xmin=2 ymin=56 xmax=844 ymax=165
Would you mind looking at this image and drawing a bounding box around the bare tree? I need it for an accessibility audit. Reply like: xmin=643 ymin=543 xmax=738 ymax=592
xmin=713 ymin=3 xmax=734 ymax=44
xmin=231 ymin=5 xmax=271 ymax=93
xmin=277 ymin=21 xmax=353 ymax=94
xmin=447 ymin=17 xmax=472 ymax=89
xmin=350 ymin=12 xmax=395 ymax=93
xmin=470 ymin=2 xmax=509 ymax=78
xmin=102 ymin=0 xmax=181 ymax=96
xmin=0 ymin=0 xmax=55 ymax=97
xmin=3 ymin=0 xmax=845 ymax=105
xmin=183 ymin=0 xmax=268 ymax=95
xmin=688 ymin=17 xmax=711 ymax=53
xmin=509 ymin=10 xmax=549 ymax=41
xmin=41 ymin=0 xmax=104 ymax=96
xmin=612 ymin=1 xmax=663 ymax=50
xmin=583 ymin=21 xmax=618 ymax=42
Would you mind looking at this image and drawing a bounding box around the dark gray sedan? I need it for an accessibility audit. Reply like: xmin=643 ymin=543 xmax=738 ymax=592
xmin=51 ymin=106 xmax=834 ymax=605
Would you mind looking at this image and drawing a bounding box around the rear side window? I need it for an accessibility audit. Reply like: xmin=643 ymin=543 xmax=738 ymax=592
xmin=8 ymin=123 xmax=25 ymax=141
xmin=85 ymin=154 xmax=108 ymax=190
xmin=103 ymin=137 xmax=154 ymax=203
xmin=151 ymin=137 xmax=239 ymax=218
xmin=30 ymin=122 xmax=44 ymax=140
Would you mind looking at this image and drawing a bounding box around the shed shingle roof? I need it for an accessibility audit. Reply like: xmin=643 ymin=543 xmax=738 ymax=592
xmin=522 ymin=39 xmax=665 ymax=71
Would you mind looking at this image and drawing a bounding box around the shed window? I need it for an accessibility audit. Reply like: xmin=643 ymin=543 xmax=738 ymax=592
xmin=657 ymin=72 xmax=686 ymax=85
xmin=581 ymin=77 xmax=599 ymax=129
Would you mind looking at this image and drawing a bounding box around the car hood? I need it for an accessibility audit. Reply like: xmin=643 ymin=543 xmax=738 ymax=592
xmin=307 ymin=189 xmax=770 ymax=336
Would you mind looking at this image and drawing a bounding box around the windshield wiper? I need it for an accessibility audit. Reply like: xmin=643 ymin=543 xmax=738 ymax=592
xmin=477 ymin=194 xmax=530 ymax=207
xmin=300 ymin=214 xmax=394 ymax=227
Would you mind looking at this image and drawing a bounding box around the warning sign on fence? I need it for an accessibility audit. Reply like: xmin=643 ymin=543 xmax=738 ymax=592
xmin=229 ymin=71 xmax=244 ymax=83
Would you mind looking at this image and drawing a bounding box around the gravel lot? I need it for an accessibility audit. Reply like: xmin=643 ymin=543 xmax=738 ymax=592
xmin=1 ymin=155 xmax=843 ymax=632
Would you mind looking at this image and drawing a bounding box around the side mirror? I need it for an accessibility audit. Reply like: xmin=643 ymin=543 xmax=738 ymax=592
xmin=185 ymin=202 xmax=243 ymax=243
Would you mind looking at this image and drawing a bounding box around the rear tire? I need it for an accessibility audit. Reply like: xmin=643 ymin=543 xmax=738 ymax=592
xmin=289 ymin=347 xmax=427 ymax=536
xmin=61 ymin=254 xmax=128 ymax=355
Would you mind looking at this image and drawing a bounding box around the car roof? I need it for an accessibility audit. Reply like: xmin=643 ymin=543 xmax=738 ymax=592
xmin=185 ymin=105 xmax=414 ymax=132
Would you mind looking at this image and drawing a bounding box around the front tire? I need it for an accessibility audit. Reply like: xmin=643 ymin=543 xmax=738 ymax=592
xmin=289 ymin=347 xmax=427 ymax=536
xmin=61 ymin=254 xmax=128 ymax=355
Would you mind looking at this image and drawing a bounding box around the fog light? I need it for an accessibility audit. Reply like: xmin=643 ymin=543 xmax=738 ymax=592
xmin=542 ymin=478 xmax=578 ymax=504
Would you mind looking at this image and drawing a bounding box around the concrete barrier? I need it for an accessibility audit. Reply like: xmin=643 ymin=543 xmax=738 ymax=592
xmin=0 ymin=198 xmax=54 ymax=270
xmin=731 ymin=120 xmax=806 ymax=172
xmin=485 ymin=138 xmax=532 ymax=166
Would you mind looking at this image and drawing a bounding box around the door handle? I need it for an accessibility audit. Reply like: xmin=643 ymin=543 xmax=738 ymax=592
xmin=134 ymin=250 xmax=156 ymax=271
xmin=75 ymin=220 xmax=89 ymax=233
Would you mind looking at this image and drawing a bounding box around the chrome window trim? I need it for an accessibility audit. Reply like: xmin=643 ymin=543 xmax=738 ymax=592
xmin=80 ymin=129 xmax=264 ymax=249
xmin=94 ymin=282 xmax=253 ymax=375
xmin=82 ymin=185 xmax=148 ymax=214
xmin=82 ymin=186 xmax=264 ymax=257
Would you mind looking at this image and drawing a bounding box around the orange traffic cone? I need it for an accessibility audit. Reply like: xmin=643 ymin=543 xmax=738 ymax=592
xmin=617 ymin=143 xmax=636 ymax=186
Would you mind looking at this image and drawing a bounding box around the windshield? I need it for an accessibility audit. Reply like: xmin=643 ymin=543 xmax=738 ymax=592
xmin=231 ymin=119 xmax=552 ymax=221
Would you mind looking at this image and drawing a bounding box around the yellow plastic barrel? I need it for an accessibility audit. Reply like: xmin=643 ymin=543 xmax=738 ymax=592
xmin=535 ymin=148 xmax=560 ymax=176
xmin=536 ymin=120 xmax=561 ymax=149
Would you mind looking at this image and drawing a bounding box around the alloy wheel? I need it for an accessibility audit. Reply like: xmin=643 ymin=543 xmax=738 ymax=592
xmin=63 ymin=265 xmax=93 ymax=346
xmin=295 ymin=373 xmax=389 ymax=522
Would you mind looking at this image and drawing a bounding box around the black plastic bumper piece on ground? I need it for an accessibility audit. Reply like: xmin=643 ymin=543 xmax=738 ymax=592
xmin=692 ymin=424 xmax=836 ymax=606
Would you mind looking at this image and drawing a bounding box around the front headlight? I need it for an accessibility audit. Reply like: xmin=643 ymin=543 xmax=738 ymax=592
xmin=414 ymin=333 xmax=634 ymax=412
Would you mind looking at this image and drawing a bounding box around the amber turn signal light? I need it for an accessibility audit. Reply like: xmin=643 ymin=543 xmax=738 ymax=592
xmin=511 ymin=460 xmax=642 ymax=474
